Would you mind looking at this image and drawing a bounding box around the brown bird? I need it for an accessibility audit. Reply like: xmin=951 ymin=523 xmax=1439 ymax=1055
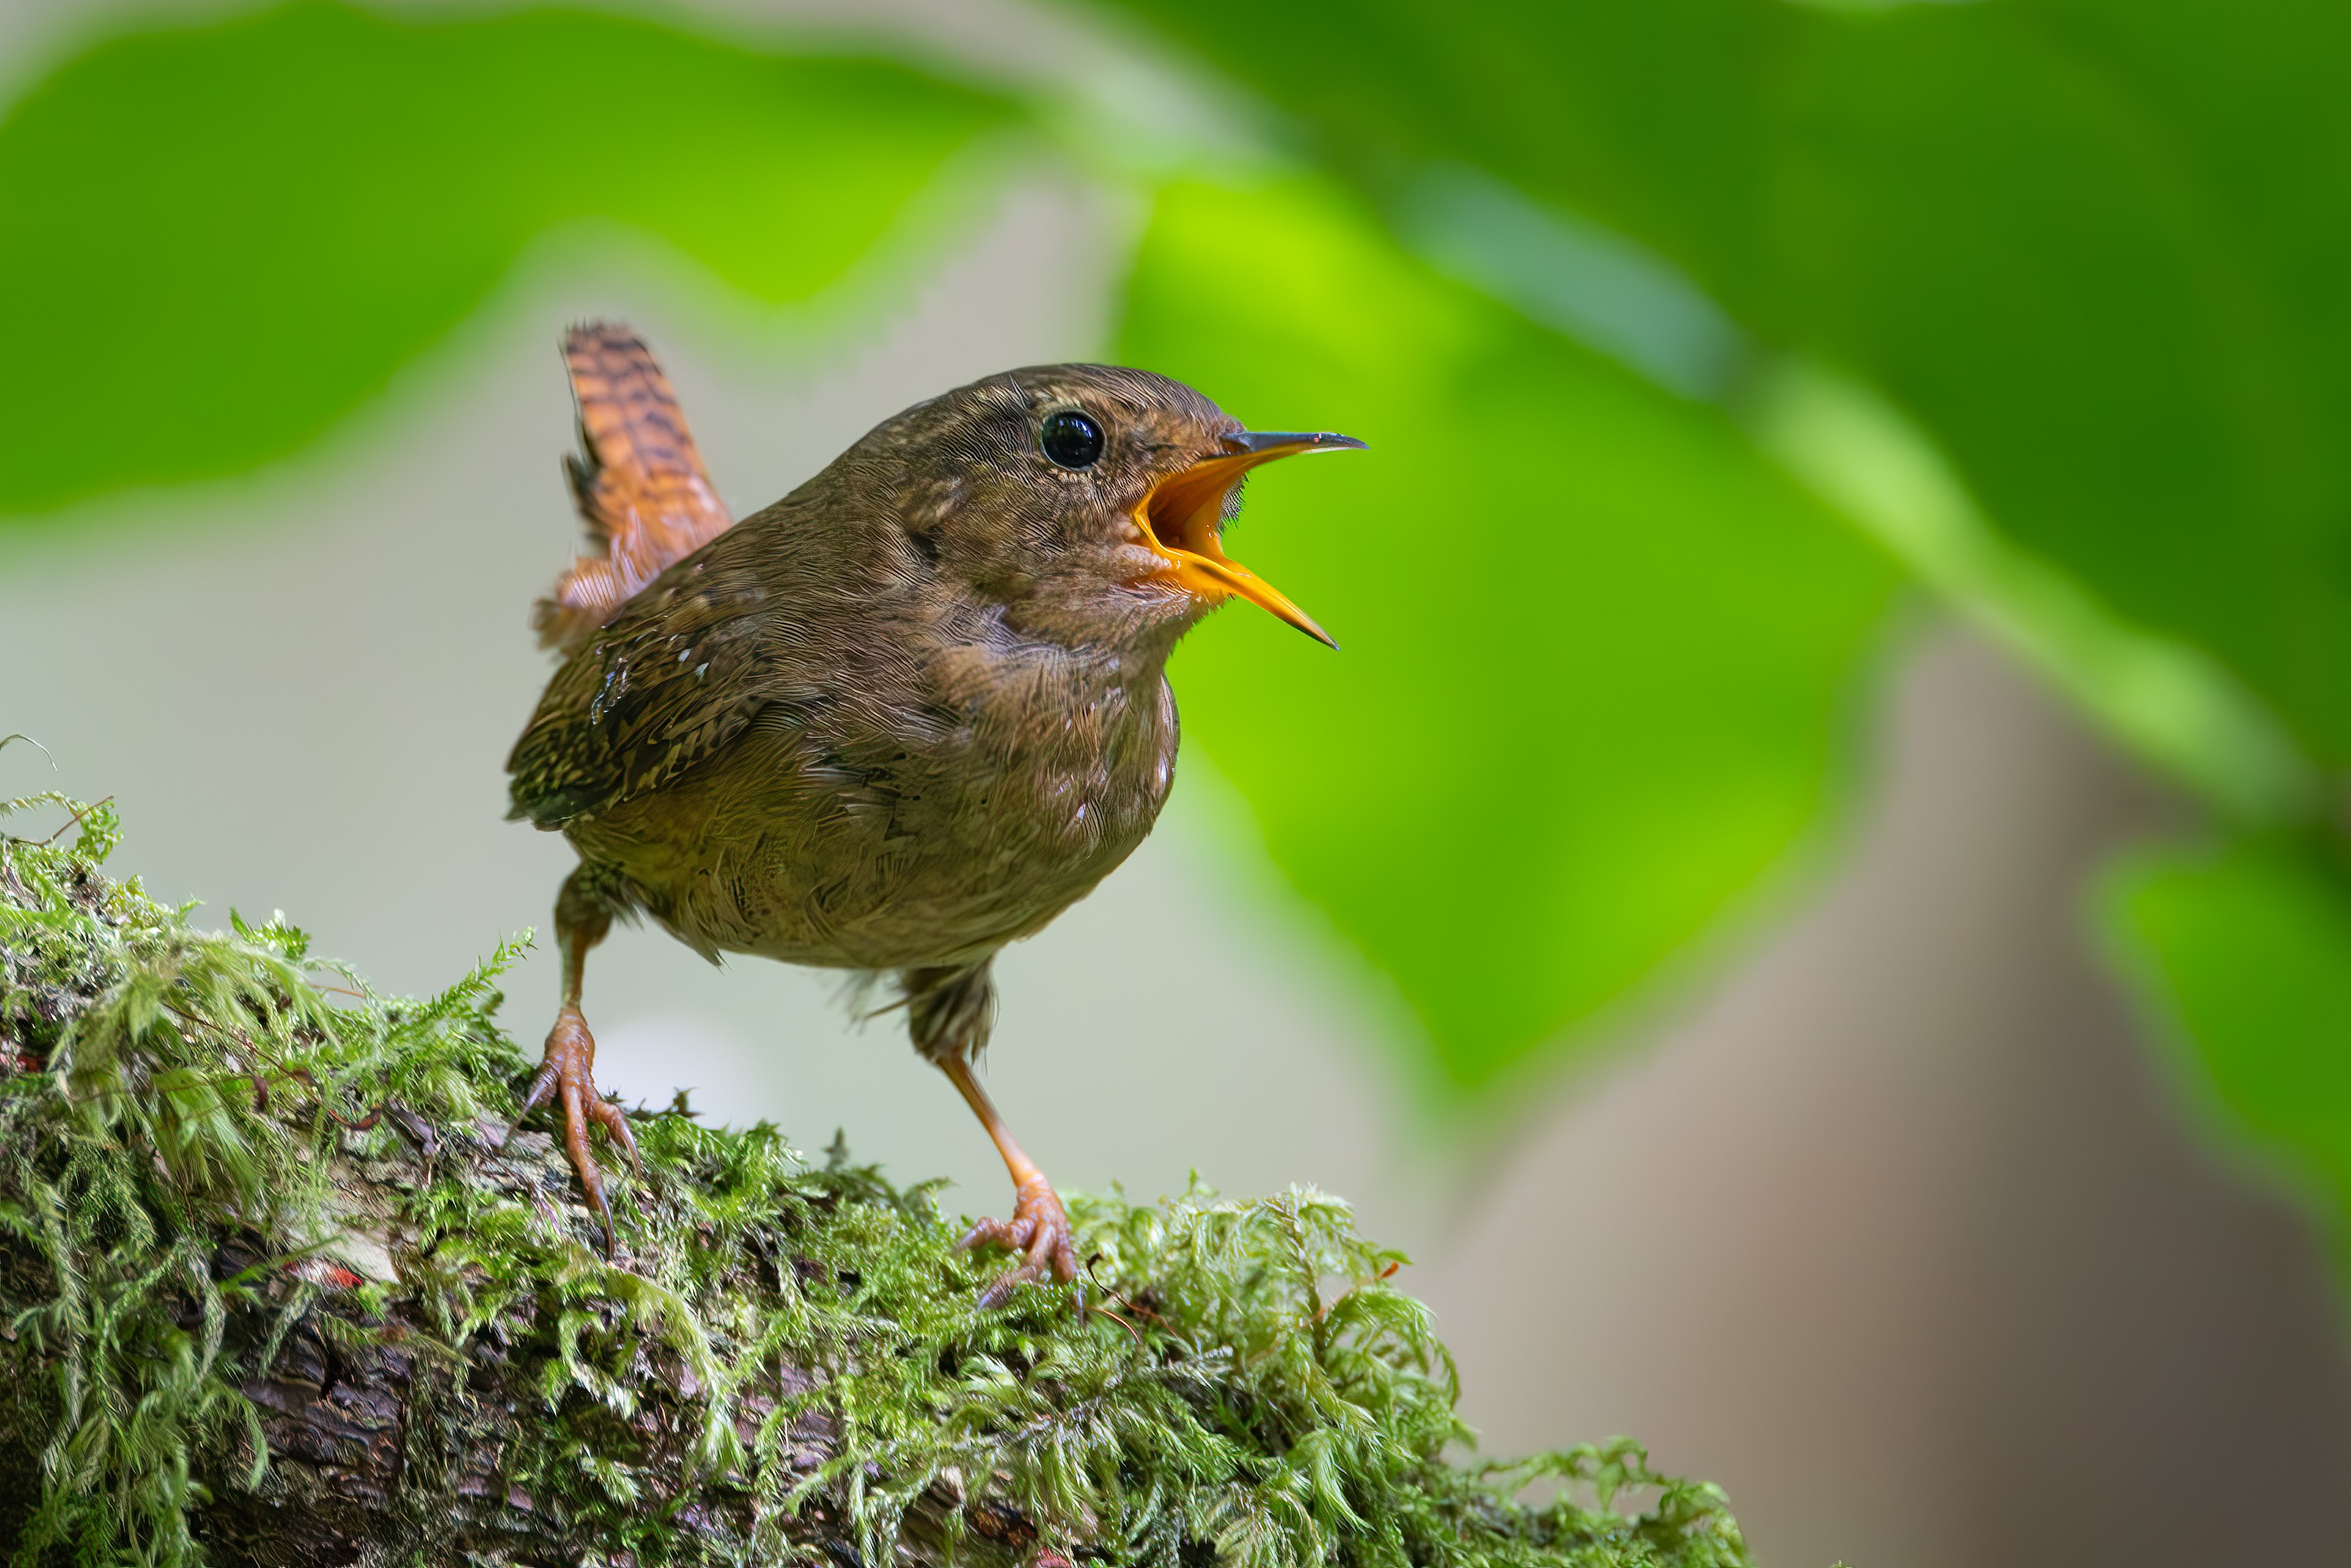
xmin=507 ymin=324 xmax=1360 ymax=1299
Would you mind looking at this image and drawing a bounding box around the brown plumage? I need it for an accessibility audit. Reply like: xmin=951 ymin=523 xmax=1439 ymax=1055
xmin=533 ymin=325 xmax=735 ymax=654
xmin=507 ymin=322 xmax=1360 ymax=1299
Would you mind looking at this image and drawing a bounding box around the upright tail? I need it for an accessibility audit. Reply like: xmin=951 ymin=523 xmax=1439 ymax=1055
xmin=533 ymin=322 xmax=735 ymax=654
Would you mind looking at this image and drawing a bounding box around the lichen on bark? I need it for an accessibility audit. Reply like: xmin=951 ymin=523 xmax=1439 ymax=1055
xmin=0 ymin=787 xmax=1754 ymax=1567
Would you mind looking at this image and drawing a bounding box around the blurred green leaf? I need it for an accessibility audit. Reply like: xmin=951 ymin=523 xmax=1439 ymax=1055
xmin=1094 ymin=0 xmax=2351 ymax=772
xmin=0 ymin=1 xmax=1008 ymax=516
xmin=2108 ymin=839 xmax=2351 ymax=1246
xmin=1120 ymin=178 xmax=1899 ymax=1095
xmin=1753 ymin=359 xmax=2317 ymax=825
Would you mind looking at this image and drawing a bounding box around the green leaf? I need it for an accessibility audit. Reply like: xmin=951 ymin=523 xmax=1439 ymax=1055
xmin=1089 ymin=0 xmax=2351 ymax=770
xmin=1752 ymin=359 xmax=2317 ymax=825
xmin=0 ymin=1 xmax=1009 ymax=516
xmin=1119 ymin=178 xmax=1899 ymax=1096
xmin=2106 ymin=837 xmax=2351 ymax=1246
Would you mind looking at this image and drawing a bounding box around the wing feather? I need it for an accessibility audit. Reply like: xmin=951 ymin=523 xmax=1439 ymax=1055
xmin=507 ymin=546 xmax=777 ymax=826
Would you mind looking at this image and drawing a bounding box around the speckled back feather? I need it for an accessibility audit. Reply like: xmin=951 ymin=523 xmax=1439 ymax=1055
xmin=533 ymin=323 xmax=734 ymax=654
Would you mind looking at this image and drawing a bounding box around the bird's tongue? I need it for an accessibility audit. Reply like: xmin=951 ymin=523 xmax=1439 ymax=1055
xmin=1137 ymin=435 xmax=1359 ymax=649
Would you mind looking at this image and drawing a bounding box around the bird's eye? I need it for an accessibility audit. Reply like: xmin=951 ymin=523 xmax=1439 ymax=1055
xmin=1039 ymin=409 xmax=1106 ymax=470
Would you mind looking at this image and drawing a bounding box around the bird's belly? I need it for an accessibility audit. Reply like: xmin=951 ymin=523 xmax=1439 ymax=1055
xmin=571 ymin=721 xmax=1171 ymax=972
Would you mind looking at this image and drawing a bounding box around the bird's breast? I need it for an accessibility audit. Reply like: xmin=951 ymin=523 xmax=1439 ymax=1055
xmin=577 ymin=651 xmax=1181 ymax=972
xmin=928 ymin=660 xmax=1177 ymax=885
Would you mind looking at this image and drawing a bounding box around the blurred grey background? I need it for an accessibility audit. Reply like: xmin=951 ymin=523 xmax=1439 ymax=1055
xmin=5 ymin=1 xmax=2351 ymax=1563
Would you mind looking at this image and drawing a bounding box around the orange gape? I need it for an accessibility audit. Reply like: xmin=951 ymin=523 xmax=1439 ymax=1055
xmin=532 ymin=324 xmax=736 ymax=655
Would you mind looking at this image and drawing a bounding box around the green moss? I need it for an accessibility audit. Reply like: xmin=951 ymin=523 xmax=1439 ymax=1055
xmin=0 ymin=788 xmax=1753 ymax=1567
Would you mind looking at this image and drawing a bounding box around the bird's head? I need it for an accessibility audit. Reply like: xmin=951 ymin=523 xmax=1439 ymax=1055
xmin=862 ymin=363 xmax=1361 ymax=656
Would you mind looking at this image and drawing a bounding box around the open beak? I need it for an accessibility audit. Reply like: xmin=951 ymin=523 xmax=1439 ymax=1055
xmin=1133 ymin=430 xmax=1365 ymax=649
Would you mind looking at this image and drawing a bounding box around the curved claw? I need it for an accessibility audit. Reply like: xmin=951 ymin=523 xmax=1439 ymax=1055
xmin=519 ymin=1007 xmax=640 ymax=1256
xmin=961 ymin=1172 xmax=1081 ymax=1308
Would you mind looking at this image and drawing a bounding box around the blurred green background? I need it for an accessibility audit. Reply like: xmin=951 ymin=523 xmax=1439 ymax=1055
xmin=8 ymin=0 xmax=2351 ymax=1562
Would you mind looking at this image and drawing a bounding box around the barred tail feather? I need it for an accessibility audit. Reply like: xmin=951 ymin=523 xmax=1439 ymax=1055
xmin=533 ymin=322 xmax=734 ymax=653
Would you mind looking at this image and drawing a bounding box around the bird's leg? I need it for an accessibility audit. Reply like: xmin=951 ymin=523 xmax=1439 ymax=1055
xmin=516 ymin=869 xmax=641 ymax=1255
xmin=904 ymin=962 xmax=1078 ymax=1306
xmin=939 ymin=1054 xmax=1081 ymax=1305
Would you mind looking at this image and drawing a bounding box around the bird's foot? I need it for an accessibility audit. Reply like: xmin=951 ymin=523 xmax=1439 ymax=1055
xmin=960 ymin=1170 xmax=1081 ymax=1308
xmin=516 ymin=1006 xmax=641 ymax=1255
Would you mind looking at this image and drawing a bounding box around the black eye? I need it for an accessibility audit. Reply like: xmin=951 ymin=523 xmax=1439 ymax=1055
xmin=1039 ymin=409 xmax=1105 ymax=470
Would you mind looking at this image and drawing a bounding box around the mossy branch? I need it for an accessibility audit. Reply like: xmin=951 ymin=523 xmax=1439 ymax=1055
xmin=0 ymin=791 xmax=1754 ymax=1567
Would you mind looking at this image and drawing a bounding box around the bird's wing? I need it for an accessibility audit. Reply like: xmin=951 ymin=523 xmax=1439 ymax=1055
xmin=533 ymin=322 xmax=736 ymax=655
xmin=506 ymin=533 xmax=780 ymax=828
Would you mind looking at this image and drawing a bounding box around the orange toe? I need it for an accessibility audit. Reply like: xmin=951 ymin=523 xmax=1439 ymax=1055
xmin=518 ymin=1006 xmax=638 ymax=1255
xmin=961 ymin=1171 xmax=1080 ymax=1307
